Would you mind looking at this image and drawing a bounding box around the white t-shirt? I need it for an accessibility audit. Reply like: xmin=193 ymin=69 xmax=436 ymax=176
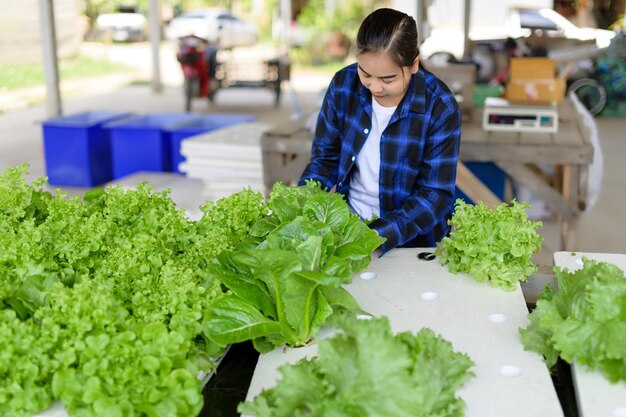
xmin=348 ymin=98 xmax=397 ymax=220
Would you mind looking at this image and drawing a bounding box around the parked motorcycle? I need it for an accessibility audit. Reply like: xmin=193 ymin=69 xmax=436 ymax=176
xmin=176 ymin=35 xmax=219 ymax=112
xmin=176 ymin=34 xmax=291 ymax=111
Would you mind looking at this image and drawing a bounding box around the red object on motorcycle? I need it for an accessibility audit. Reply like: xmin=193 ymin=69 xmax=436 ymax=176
xmin=176 ymin=35 xmax=215 ymax=109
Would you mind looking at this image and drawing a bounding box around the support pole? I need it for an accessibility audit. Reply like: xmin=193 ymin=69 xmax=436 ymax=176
xmin=280 ymin=0 xmax=292 ymax=43
xmin=148 ymin=0 xmax=162 ymax=93
xmin=416 ymin=0 xmax=428 ymax=45
xmin=38 ymin=0 xmax=62 ymax=117
xmin=463 ymin=0 xmax=472 ymax=60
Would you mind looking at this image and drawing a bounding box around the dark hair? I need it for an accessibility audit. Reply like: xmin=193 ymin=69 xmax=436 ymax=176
xmin=356 ymin=8 xmax=419 ymax=68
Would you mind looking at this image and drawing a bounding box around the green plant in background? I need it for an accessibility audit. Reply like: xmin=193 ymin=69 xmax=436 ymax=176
xmin=79 ymin=0 xmax=114 ymax=33
xmin=203 ymin=181 xmax=386 ymax=352
xmin=520 ymin=258 xmax=626 ymax=384
xmin=0 ymin=57 xmax=134 ymax=91
xmin=293 ymin=0 xmax=379 ymax=65
xmin=297 ymin=0 xmax=369 ymax=38
xmin=239 ymin=315 xmax=475 ymax=417
xmin=435 ymin=199 xmax=543 ymax=291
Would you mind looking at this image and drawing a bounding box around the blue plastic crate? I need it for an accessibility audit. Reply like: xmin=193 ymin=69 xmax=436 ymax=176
xmin=104 ymin=113 xmax=201 ymax=179
xmin=42 ymin=111 xmax=133 ymax=186
xmin=455 ymin=162 xmax=506 ymax=204
xmin=168 ymin=114 xmax=256 ymax=173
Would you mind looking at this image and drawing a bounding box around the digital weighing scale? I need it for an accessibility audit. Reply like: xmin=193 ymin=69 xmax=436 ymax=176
xmin=483 ymin=97 xmax=558 ymax=133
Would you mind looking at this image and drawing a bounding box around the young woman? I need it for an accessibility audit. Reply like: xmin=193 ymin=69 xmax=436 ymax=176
xmin=299 ymin=7 xmax=461 ymax=253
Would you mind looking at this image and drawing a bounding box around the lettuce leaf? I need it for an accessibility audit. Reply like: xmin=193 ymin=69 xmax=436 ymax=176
xmin=520 ymin=258 xmax=626 ymax=383
xmin=435 ymin=199 xmax=543 ymax=291
xmin=239 ymin=315 xmax=474 ymax=417
xmin=204 ymin=182 xmax=385 ymax=352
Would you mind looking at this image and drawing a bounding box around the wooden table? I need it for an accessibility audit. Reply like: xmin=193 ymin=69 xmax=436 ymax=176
xmin=553 ymin=251 xmax=626 ymax=417
xmin=242 ymin=248 xmax=564 ymax=417
xmin=260 ymin=98 xmax=593 ymax=251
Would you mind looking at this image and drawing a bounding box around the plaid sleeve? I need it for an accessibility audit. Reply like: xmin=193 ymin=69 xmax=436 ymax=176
xmin=298 ymin=80 xmax=342 ymax=190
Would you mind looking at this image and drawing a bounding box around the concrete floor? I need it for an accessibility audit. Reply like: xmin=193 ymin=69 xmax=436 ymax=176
xmin=1 ymin=56 xmax=624 ymax=302
xmin=574 ymin=117 xmax=626 ymax=253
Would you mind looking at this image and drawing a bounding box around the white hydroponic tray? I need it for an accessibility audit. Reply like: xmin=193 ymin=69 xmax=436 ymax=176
xmin=553 ymin=251 xmax=626 ymax=417
xmin=243 ymin=248 xmax=564 ymax=417
xmin=179 ymin=161 xmax=263 ymax=180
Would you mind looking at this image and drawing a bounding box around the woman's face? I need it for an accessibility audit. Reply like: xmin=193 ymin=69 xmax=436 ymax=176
xmin=357 ymin=51 xmax=419 ymax=107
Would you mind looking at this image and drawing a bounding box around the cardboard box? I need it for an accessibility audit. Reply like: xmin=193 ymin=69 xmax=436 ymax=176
xmin=505 ymin=58 xmax=565 ymax=105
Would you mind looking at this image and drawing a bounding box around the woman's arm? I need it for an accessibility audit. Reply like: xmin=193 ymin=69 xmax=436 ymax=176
xmin=298 ymin=81 xmax=342 ymax=190
xmin=370 ymin=95 xmax=461 ymax=251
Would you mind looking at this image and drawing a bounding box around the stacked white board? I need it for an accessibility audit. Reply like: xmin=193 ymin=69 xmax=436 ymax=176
xmin=179 ymin=122 xmax=270 ymax=201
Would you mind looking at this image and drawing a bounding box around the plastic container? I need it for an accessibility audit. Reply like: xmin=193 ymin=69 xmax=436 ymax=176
xmin=103 ymin=113 xmax=201 ymax=179
xmin=42 ymin=111 xmax=132 ymax=186
xmin=455 ymin=162 xmax=506 ymax=204
xmin=168 ymin=114 xmax=256 ymax=173
xmin=473 ymin=84 xmax=504 ymax=107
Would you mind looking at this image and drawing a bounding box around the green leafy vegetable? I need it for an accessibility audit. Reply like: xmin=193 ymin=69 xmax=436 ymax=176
xmin=0 ymin=165 xmax=268 ymax=417
xmin=0 ymin=309 xmax=55 ymax=417
xmin=520 ymin=258 xmax=626 ymax=383
xmin=239 ymin=315 xmax=474 ymax=417
xmin=435 ymin=199 xmax=543 ymax=291
xmin=204 ymin=181 xmax=385 ymax=352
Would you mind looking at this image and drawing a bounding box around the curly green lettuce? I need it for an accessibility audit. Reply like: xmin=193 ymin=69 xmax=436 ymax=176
xmin=436 ymin=199 xmax=543 ymax=291
xmin=0 ymin=165 xmax=268 ymax=417
xmin=239 ymin=315 xmax=474 ymax=417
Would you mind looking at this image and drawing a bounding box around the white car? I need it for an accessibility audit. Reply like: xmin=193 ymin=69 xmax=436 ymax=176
xmin=166 ymin=8 xmax=258 ymax=48
xmin=420 ymin=8 xmax=615 ymax=62
xmin=96 ymin=12 xmax=148 ymax=42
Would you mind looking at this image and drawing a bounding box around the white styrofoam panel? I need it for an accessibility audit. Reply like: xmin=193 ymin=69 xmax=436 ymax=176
xmin=180 ymin=144 xmax=262 ymax=162
xmin=180 ymin=122 xmax=268 ymax=162
xmin=200 ymin=180 xmax=264 ymax=191
xmin=179 ymin=162 xmax=262 ymax=180
xmin=243 ymin=248 xmax=564 ymax=417
xmin=553 ymin=251 xmax=626 ymax=417
xmin=181 ymin=122 xmax=270 ymax=146
xmin=181 ymin=158 xmax=262 ymax=171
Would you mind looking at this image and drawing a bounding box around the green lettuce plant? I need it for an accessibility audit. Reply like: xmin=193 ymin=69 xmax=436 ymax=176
xmin=204 ymin=181 xmax=386 ymax=352
xmin=520 ymin=258 xmax=626 ymax=383
xmin=0 ymin=165 xmax=268 ymax=417
xmin=0 ymin=309 xmax=54 ymax=417
xmin=239 ymin=315 xmax=474 ymax=417
xmin=435 ymin=199 xmax=543 ymax=291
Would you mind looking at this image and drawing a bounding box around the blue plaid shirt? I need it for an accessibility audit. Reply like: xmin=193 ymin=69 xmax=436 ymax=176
xmin=300 ymin=63 xmax=461 ymax=253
